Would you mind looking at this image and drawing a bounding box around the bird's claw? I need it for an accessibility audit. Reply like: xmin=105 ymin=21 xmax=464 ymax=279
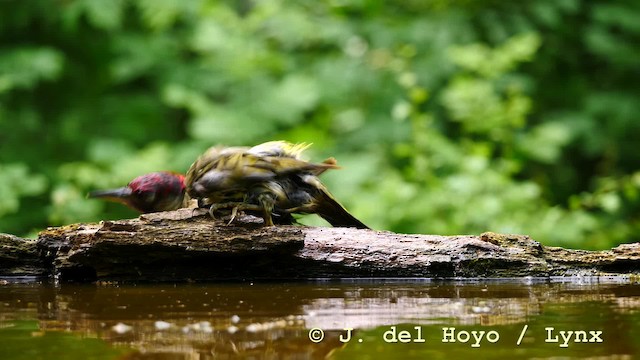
xmin=208 ymin=202 xmax=267 ymax=225
xmin=228 ymin=206 xmax=239 ymax=225
xmin=208 ymin=204 xmax=220 ymax=219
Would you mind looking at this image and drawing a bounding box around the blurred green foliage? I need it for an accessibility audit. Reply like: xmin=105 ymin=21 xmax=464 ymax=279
xmin=0 ymin=320 xmax=131 ymax=360
xmin=0 ymin=0 xmax=638 ymax=249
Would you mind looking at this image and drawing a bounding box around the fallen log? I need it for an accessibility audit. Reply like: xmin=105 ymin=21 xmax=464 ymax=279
xmin=1 ymin=208 xmax=639 ymax=281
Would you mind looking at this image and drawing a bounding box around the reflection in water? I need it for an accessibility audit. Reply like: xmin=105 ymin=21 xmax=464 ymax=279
xmin=0 ymin=278 xmax=639 ymax=359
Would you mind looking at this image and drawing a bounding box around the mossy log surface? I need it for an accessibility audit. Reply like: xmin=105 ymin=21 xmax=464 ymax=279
xmin=1 ymin=208 xmax=639 ymax=281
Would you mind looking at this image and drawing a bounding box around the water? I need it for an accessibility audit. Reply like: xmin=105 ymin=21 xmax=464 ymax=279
xmin=0 ymin=277 xmax=639 ymax=359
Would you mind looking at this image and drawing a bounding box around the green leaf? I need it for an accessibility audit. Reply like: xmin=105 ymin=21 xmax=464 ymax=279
xmin=0 ymin=163 xmax=48 ymax=218
xmin=259 ymin=75 xmax=320 ymax=124
xmin=61 ymin=0 xmax=124 ymax=30
xmin=517 ymin=121 xmax=573 ymax=163
xmin=0 ymin=48 xmax=63 ymax=93
xmin=135 ymin=0 xmax=199 ymax=30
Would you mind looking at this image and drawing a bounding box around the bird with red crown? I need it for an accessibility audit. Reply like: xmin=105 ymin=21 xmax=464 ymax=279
xmin=88 ymin=171 xmax=189 ymax=213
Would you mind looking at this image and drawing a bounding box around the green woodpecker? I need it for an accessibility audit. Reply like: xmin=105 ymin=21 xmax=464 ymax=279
xmin=185 ymin=141 xmax=369 ymax=229
xmin=88 ymin=171 xmax=189 ymax=213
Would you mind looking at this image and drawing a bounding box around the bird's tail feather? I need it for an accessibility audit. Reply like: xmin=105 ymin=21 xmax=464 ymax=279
xmin=316 ymin=191 xmax=369 ymax=229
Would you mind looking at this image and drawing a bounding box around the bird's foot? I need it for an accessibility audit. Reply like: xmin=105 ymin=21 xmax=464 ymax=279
xmin=228 ymin=206 xmax=239 ymax=225
xmin=208 ymin=202 xmax=264 ymax=224
xmin=256 ymin=193 xmax=276 ymax=226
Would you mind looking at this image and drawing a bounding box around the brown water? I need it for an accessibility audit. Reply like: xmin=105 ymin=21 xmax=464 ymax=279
xmin=0 ymin=277 xmax=639 ymax=359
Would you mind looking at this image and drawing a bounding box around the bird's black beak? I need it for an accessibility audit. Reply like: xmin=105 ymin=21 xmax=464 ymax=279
xmin=87 ymin=187 xmax=133 ymax=204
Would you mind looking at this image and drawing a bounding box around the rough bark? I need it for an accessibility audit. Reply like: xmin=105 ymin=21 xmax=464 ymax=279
xmin=0 ymin=233 xmax=45 ymax=276
xmin=1 ymin=209 xmax=639 ymax=281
